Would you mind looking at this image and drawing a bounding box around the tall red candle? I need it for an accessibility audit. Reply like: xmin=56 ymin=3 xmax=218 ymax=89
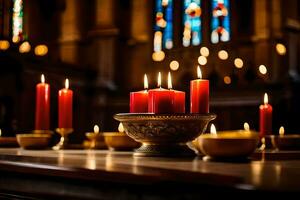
xmin=259 ymin=93 xmax=272 ymax=138
xmin=168 ymin=72 xmax=185 ymax=113
xmin=148 ymin=72 xmax=174 ymax=114
xmin=35 ymin=74 xmax=50 ymax=130
xmin=130 ymin=74 xmax=148 ymax=113
xmin=58 ymin=79 xmax=73 ymax=128
xmin=190 ymin=66 xmax=209 ymax=114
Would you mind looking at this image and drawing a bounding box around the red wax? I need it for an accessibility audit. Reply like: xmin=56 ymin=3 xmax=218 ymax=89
xmin=148 ymin=88 xmax=174 ymax=114
xmin=130 ymin=90 xmax=148 ymax=113
xmin=58 ymin=88 xmax=73 ymax=128
xmin=35 ymin=83 xmax=50 ymax=130
xmin=259 ymin=104 xmax=272 ymax=137
xmin=190 ymin=79 xmax=209 ymax=114
xmin=173 ymin=90 xmax=185 ymax=113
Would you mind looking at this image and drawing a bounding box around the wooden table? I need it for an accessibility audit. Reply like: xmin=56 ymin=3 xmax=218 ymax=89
xmin=0 ymin=148 xmax=299 ymax=199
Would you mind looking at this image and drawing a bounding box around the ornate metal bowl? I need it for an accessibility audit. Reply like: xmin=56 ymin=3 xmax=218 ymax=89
xmin=113 ymin=113 xmax=216 ymax=157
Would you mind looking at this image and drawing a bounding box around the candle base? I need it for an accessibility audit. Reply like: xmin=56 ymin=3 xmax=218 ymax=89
xmin=33 ymin=130 xmax=54 ymax=135
xmin=53 ymin=128 xmax=74 ymax=150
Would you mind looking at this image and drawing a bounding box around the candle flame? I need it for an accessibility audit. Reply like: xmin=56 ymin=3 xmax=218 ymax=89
xmin=41 ymin=74 xmax=45 ymax=83
xmin=264 ymin=93 xmax=268 ymax=105
xmin=168 ymin=72 xmax=172 ymax=89
xmin=94 ymin=125 xmax=99 ymax=134
xmin=0 ymin=129 xmax=2 ymax=137
xmin=144 ymin=74 xmax=148 ymax=90
xmin=244 ymin=122 xmax=250 ymax=131
xmin=65 ymin=78 xmax=69 ymax=89
xmin=157 ymin=72 xmax=161 ymax=88
xmin=210 ymin=124 xmax=217 ymax=135
xmin=279 ymin=126 xmax=284 ymax=136
xmin=197 ymin=66 xmax=202 ymax=79
xmin=118 ymin=123 xmax=124 ymax=133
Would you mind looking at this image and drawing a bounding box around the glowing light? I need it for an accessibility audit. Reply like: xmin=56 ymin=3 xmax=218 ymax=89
xmin=157 ymin=72 xmax=162 ymax=88
xmin=276 ymin=43 xmax=286 ymax=55
xmin=0 ymin=40 xmax=10 ymax=50
xmin=170 ymin=60 xmax=179 ymax=71
xmin=223 ymin=76 xmax=231 ymax=84
xmin=259 ymin=65 xmax=267 ymax=75
xmin=279 ymin=126 xmax=284 ymax=136
xmin=197 ymin=66 xmax=202 ymax=79
xmin=234 ymin=58 xmax=243 ymax=69
xmin=0 ymin=129 xmax=1 ymax=137
xmin=210 ymin=124 xmax=217 ymax=135
xmin=168 ymin=72 xmax=172 ymax=89
xmin=94 ymin=125 xmax=100 ymax=133
xmin=200 ymin=47 xmax=209 ymax=57
xmin=264 ymin=93 xmax=268 ymax=105
xmin=244 ymin=122 xmax=250 ymax=131
xmin=34 ymin=45 xmax=48 ymax=56
xmin=12 ymin=36 xmax=20 ymax=43
xmin=65 ymin=79 xmax=69 ymax=89
xmin=41 ymin=74 xmax=45 ymax=84
xmin=198 ymin=56 xmax=207 ymax=66
xmin=218 ymin=50 xmax=228 ymax=60
xmin=118 ymin=123 xmax=124 ymax=133
xmin=144 ymin=74 xmax=148 ymax=90
xmin=19 ymin=41 xmax=31 ymax=53
xmin=152 ymin=51 xmax=165 ymax=62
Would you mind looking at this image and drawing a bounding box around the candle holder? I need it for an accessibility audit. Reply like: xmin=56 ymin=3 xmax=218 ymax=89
xmin=53 ymin=128 xmax=74 ymax=150
xmin=271 ymin=135 xmax=300 ymax=150
xmin=85 ymin=132 xmax=107 ymax=149
xmin=114 ymin=113 xmax=216 ymax=157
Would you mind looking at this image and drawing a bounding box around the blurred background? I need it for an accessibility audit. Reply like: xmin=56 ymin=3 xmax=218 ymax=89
xmin=0 ymin=0 xmax=299 ymax=143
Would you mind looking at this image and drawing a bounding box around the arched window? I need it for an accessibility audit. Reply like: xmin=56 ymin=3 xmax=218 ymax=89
xmin=12 ymin=0 xmax=23 ymax=42
xmin=182 ymin=0 xmax=202 ymax=47
xmin=211 ymin=0 xmax=230 ymax=44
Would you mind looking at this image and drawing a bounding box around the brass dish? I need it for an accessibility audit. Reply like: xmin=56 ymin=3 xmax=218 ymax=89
xmin=103 ymin=132 xmax=141 ymax=151
xmin=114 ymin=113 xmax=216 ymax=157
xmin=0 ymin=137 xmax=18 ymax=147
xmin=197 ymin=131 xmax=259 ymax=159
xmin=271 ymin=134 xmax=300 ymax=150
xmin=17 ymin=134 xmax=51 ymax=149
xmin=85 ymin=132 xmax=107 ymax=149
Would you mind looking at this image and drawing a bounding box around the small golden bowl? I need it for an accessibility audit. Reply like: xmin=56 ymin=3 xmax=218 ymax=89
xmin=0 ymin=137 xmax=18 ymax=147
xmin=16 ymin=134 xmax=51 ymax=149
xmin=85 ymin=132 xmax=107 ymax=149
xmin=103 ymin=132 xmax=141 ymax=151
xmin=271 ymin=134 xmax=300 ymax=150
xmin=196 ymin=131 xmax=259 ymax=159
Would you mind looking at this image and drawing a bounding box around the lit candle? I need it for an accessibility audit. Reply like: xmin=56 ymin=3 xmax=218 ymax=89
xmin=168 ymin=72 xmax=185 ymax=113
xmin=35 ymin=74 xmax=50 ymax=130
xmin=259 ymin=93 xmax=272 ymax=138
xmin=279 ymin=126 xmax=284 ymax=136
xmin=94 ymin=125 xmax=100 ymax=134
xmin=210 ymin=124 xmax=217 ymax=135
xmin=130 ymin=74 xmax=149 ymax=113
xmin=244 ymin=122 xmax=250 ymax=132
xmin=148 ymin=72 xmax=174 ymax=113
xmin=190 ymin=66 xmax=209 ymax=114
xmin=58 ymin=79 xmax=73 ymax=128
xmin=118 ymin=123 xmax=124 ymax=133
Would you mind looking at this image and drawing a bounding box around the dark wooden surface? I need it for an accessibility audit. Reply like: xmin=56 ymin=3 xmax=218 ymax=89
xmin=0 ymin=148 xmax=299 ymax=199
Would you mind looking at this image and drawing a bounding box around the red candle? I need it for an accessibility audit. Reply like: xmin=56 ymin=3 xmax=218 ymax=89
xmin=168 ymin=72 xmax=185 ymax=113
xmin=190 ymin=66 xmax=209 ymax=114
xmin=130 ymin=74 xmax=149 ymax=113
xmin=35 ymin=74 xmax=50 ymax=130
xmin=148 ymin=72 xmax=174 ymax=114
xmin=58 ymin=79 xmax=73 ymax=128
xmin=259 ymin=93 xmax=272 ymax=138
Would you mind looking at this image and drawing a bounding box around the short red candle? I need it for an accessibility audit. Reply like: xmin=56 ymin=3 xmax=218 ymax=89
xmin=259 ymin=93 xmax=272 ymax=138
xmin=148 ymin=72 xmax=174 ymax=114
xmin=35 ymin=74 xmax=50 ymax=130
xmin=190 ymin=66 xmax=209 ymax=114
xmin=130 ymin=74 xmax=149 ymax=113
xmin=173 ymin=90 xmax=185 ymax=113
xmin=58 ymin=79 xmax=73 ymax=128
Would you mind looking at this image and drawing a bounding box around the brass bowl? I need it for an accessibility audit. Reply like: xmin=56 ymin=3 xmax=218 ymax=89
xmin=16 ymin=134 xmax=51 ymax=149
xmin=85 ymin=132 xmax=107 ymax=149
xmin=103 ymin=132 xmax=141 ymax=151
xmin=114 ymin=113 xmax=216 ymax=157
xmin=0 ymin=137 xmax=18 ymax=147
xmin=271 ymin=135 xmax=300 ymax=150
xmin=197 ymin=131 xmax=259 ymax=159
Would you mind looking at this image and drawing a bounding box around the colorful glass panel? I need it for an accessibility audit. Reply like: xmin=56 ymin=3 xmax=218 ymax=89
xmin=211 ymin=0 xmax=230 ymax=43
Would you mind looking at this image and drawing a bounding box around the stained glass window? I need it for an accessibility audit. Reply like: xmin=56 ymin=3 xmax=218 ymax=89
xmin=211 ymin=0 xmax=230 ymax=44
xmin=182 ymin=0 xmax=202 ymax=47
xmin=154 ymin=0 xmax=173 ymax=52
xmin=12 ymin=0 xmax=23 ymax=43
